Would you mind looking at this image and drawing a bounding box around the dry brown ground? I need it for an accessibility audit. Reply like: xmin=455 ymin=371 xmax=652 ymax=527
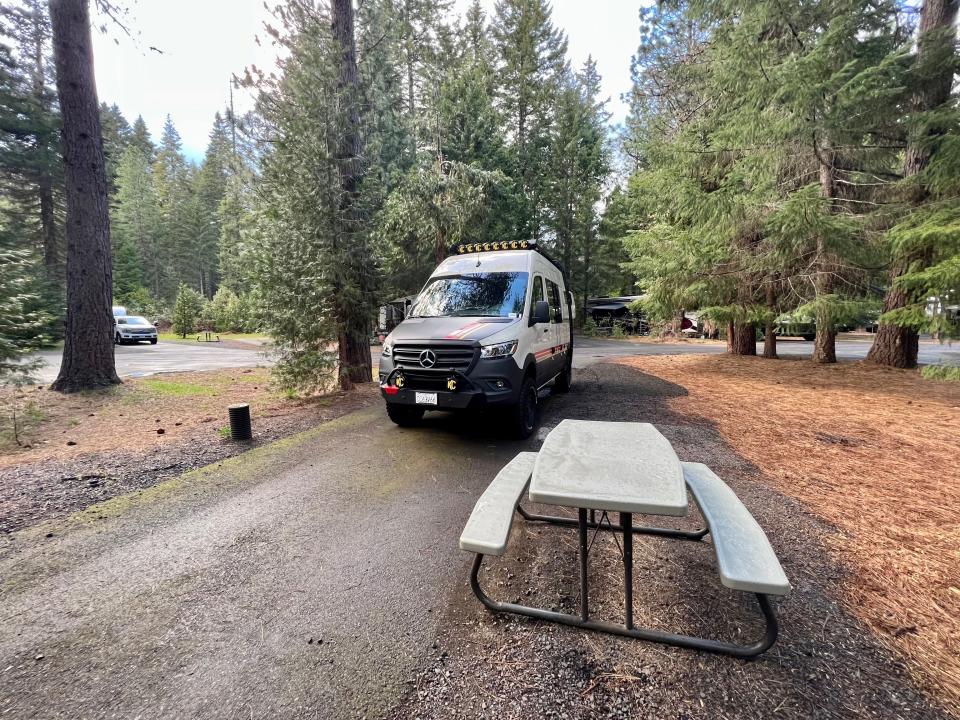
xmin=616 ymin=353 xmax=960 ymax=708
xmin=0 ymin=368 xmax=323 ymax=468
xmin=0 ymin=369 xmax=377 ymax=533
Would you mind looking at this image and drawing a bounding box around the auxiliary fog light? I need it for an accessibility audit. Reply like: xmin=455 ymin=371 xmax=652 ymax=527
xmin=447 ymin=377 xmax=458 ymax=391
xmin=395 ymin=374 xmax=406 ymax=388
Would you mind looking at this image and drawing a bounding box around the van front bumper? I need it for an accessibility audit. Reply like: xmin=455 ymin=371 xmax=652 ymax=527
xmin=378 ymin=354 xmax=523 ymax=408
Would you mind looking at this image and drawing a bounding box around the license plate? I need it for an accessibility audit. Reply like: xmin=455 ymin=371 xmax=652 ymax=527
xmin=415 ymin=392 xmax=437 ymax=405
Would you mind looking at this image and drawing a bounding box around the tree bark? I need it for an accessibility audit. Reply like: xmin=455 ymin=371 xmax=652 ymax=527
xmin=867 ymin=0 xmax=958 ymax=369
xmin=332 ymin=0 xmax=373 ymax=389
xmin=28 ymin=4 xmax=60 ymax=277
xmin=762 ymin=283 xmax=777 ymax=359
xmin=48 ymin=0 xmax=119 ymax=392
xmin=726 ymin=320 xmax=735 ymax=353
xmin=731 ymin=322 xmax=757 ymax=356
xmin=812 ymin=147 xmax=837 ymax=363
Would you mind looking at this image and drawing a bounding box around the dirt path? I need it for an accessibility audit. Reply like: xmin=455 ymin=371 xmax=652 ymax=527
xmin=0 ymin=363 xmax=952 ymax=719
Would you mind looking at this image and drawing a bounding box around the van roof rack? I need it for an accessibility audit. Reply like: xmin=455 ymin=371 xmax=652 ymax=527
xmin=448 ymin=239 xmax=569 ymax=285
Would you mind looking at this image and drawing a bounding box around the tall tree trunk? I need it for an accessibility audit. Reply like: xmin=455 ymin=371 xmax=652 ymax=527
xmin=762 ymin=282 xmax=778 ymax=359
xmin=867 ymin=0 xmax=959 ymax=369
xmin=403 ymin=0 xmax=417 ymax=161
xmin=29 ymin=3 xmax=60 ymax=276
xmin=332 ymin=0 xmax=373 ymax=389
xmin=812 ymin=145 xmax=837 ymax=363
xmin=48 ymin=0 xmax=119 ymax=392
xmin=726 ymin=320 xmax=735 ymax=353
xmin=581 ymin=229 xmax=592 ymax=324
xmin=38 ymin=177 xmax=58 ymax=273
xmin=732 ymin=322 xmax=757 ymax=356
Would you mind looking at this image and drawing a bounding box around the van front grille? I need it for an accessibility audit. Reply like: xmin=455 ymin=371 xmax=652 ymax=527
xmin=392 ymin=343 xmax=477 ymax=372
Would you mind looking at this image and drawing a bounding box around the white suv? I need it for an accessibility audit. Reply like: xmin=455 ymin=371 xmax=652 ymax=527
xmin=114 ymin=315 xmax=158 ymax=345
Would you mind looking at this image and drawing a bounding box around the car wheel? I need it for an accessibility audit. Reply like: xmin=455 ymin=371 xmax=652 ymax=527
xmin=508 ymin=375 xmax=538 ymax=439
xmin=115 ymin=333 xmax=122 ymax=345
xmin=150 ymin=338 xmax=158 ymax=345
xmin=553 ymin=350 xmax=573 ymax=393
xmin=386 ymin=403 xmax=425 ymax=427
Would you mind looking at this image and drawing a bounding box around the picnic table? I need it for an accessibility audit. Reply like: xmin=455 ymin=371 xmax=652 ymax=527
xmin=460 ymin=419 xmax=791 ymax=657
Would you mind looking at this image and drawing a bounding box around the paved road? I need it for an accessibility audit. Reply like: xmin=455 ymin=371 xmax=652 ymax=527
xmin=573 ymin=335 xmax=960 ymax=368
xmin=28 ymin=334 xmax=960 ymax=384
xmin=32 ymin=341 xmax=271 ymax=383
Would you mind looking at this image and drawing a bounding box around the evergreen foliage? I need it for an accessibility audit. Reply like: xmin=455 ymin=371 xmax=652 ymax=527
xmin=171 ymin=283 xmax=204 ymax=338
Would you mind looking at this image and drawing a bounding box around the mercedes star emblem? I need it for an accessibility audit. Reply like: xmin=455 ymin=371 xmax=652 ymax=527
xmin=418 ymin=349 xmax=437 ymax=368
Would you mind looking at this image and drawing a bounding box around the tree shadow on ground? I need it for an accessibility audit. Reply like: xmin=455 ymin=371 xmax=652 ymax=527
xmin=388 ymin=361 xmax=953 ymax=720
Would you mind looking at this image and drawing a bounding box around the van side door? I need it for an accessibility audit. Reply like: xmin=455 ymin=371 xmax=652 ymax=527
xmin=545 ymin=277 xmax=566 ymax=379
xmin=529 ymin=274 xmax=552 ymax=384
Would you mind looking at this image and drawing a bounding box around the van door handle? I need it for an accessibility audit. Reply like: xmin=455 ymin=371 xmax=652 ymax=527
xmin=543 ymin=328 xmax=549 ymax=333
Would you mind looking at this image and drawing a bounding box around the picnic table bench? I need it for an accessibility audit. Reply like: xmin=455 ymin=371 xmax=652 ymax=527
xmin=459 ymin=419 xmax=790 ymax=657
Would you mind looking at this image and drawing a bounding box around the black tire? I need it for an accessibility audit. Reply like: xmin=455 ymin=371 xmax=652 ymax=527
xmin=386 ymin=403 xmax=425 ymax=427
xmin=803 ymin=333 xmax=815 ymax=341
xmin=507 ymin=375 xmax=538 ymax=439
xmin=553 ymin=349 xmax=573 ymax=393
xmin=115 ymin=333 xmax=122 ymax=345
xmin=150 ymin=338 xmax=158 ymax=345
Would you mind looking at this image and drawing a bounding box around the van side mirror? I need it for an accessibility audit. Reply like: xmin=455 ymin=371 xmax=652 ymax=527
xmin=531 ymin=300 xmax=550 ymax=325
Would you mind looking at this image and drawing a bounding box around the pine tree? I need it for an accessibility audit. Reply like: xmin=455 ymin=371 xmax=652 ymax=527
xmin=0 ymin=0 xmax=63 ymax=278
xmin=492 ymin=0 xmax=568 ymax=240
xmin=129 ymin=115 xmax=154 ymax=161
xmin=396 ymin=0 xmax=453 ymax=162
xmin=620 ymin=0 xmax=909 ymax=358
xmin=171 ymin=283 xmax=204 ymax=337
xmin=867 ymin=0 xmax=960 ymax=364
xmin=99 ymin=102 xmax=130 ymax=194
xmin=48 ymin=0 xmax=119 ymax=391
xmin=247 ymin=0 xmax=378 ymax=392
xmin=113 ymin=144 xmax=163 ymax=297
xmin=151 ymin=114 xmax=193 ymax=299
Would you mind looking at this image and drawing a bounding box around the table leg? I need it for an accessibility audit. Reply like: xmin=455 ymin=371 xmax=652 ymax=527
xmin=621 ymin=511 xmax=633 ymax=629
xmin=579 ymin=508 xmax=589 ymax=622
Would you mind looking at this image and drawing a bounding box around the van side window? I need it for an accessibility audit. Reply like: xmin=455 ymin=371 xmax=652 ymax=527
xmin=546 ymin=279 xmax=563 ymax=323
xmin=531 ymin=275 xmax=545 ymax=316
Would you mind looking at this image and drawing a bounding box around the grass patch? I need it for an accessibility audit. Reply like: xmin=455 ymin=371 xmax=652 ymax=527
xmin=157 ymin=331 xmax=268 ymax=343
xmin=921 ymin=364 xmax=960 ymax=382
xmin=140 ymin=378 xmax=219 ymax=397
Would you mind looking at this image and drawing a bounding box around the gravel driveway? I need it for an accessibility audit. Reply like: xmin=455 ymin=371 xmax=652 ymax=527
xmin=0 ymin=363 xmax=952 ymax=719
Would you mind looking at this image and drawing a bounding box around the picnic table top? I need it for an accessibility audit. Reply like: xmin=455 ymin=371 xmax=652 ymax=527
xmin=529 ymin=419 xmax=688 ymax=516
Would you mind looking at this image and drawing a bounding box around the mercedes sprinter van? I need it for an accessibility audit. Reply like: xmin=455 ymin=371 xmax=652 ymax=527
xmin=378 ymin=240 xmax=573 ymax=438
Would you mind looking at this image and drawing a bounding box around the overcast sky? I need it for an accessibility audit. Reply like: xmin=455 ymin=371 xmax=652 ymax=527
xmin=91 ymin=0 xmax=643 ymax=161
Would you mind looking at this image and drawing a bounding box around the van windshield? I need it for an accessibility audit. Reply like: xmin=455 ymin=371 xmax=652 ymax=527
xmin=412 ymin=272 xmax=528 ymax=318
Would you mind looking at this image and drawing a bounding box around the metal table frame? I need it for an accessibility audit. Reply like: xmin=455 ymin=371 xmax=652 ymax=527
xmin=469 ymin=498 xmax=779 ymax=658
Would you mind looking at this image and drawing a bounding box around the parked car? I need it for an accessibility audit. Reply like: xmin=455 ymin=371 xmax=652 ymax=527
xmin=378 ymin=239 xmax=574 ymax=439
xmin=114 ymin=315 xmax=158 ymax=345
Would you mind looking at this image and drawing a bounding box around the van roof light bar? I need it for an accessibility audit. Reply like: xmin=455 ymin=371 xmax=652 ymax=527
xmin=452 ymin=239 xmax=536 ymax=255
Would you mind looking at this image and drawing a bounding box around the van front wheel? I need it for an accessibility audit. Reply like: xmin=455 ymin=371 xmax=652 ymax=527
xmin=386 ymin=404 xmax=424 ymax=427
xmin=508 ymin=376 xmax=538 ymax=439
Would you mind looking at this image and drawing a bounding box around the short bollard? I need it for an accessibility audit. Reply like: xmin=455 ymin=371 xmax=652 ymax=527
xmin=228 ymin=403 xmax=253 ymax=441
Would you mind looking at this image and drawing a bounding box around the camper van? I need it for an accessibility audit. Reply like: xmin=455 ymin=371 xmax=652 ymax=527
xmin=378 ymin=240 xmax=574 ymax=438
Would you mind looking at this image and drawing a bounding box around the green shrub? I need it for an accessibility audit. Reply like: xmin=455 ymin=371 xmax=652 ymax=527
xmin=582 ymin=317 xmax=598 ymax=336
xmin=171 ymin=284 xmax=205 ymax=338
xmin=921 ymin=365 xmax=960 ymax=382
xmin=611 ymin=323 xmax=627 ymax=339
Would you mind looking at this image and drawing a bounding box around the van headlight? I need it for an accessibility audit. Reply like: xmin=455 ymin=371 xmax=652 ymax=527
xmin=381 ymin=341 xmax=392 ymax=357
xmin=480 ymin=340 xmax=518 ymax=359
